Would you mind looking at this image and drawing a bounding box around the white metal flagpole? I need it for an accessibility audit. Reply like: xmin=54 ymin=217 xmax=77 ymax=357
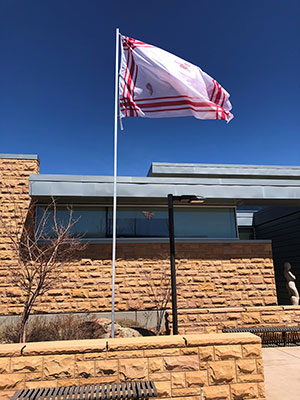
xmin=111 ymin=27 xmax=120 ymax=338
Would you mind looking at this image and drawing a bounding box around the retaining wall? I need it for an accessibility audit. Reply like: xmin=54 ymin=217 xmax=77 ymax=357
xmin=171 ymin=305 xmax=300 ymax=334
xmin=0 ymin=333 xmax=266 ymax=400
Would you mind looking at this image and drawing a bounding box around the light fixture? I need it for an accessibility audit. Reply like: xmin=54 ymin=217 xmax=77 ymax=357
xmin=173 ymin=195 xmax=205 ymax=204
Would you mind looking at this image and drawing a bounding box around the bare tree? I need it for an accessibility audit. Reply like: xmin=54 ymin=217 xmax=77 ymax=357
xmin=0 ymin=196 xmax=84 ymax=343
xmin=143 ymin=266 xmax=171 ymax=335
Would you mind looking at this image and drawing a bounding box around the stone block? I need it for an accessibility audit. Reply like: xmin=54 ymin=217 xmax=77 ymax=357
xmin=202 ymin=385 xmax=230 ymax=400
xmin=24 ymin=380 xmax=57 ymax=389
xmin=199 ymin=346 xmax=214 ymax=361
xmin=149 ymin=372 xmax=170 ymax=381
xmin=242 ymin=344 xmax=261 ymax=358
xmin=71 ymin=289 xmax=89 ymax=298
xmin=242 ymin=312 xmax=262 ymax=324
xmin=95 ymin=360 xmax=118 ymax=376
xmin=154 ymin=380 xmax=171 ymax=397
xmin=57 ymin=378 xmax=80 ymax=387
xmin=43 ymin=355 xmax=74 ymax=379
xmin=164 ymin=355 xmax=199 ymax=371
xmin=249 ymin=276 xmax=264 ymax=284
xmin=12 ymin=356 xmax=42 ymax=373
xmin=180 ymin=347 xmax=198 ymax=355
xmin=199 ymin=283 xmax=215 ymax=291
xmin=149 ymin=358 xmax=164 ymax=373
xmin=0 ymin=358 xmax=10 ymax=374
xmin=230 ymin=383 xmax=258 ymax=399
xmin=261 ymin=313 xmax=281 ymax=323
xmin=0 ymin=373 xmax=24 ymax=390
xmin=237 ymin=359 xmax=256 ymax=375
xmin=6 ymin=288 xmax=22 ymax=297
xmin=171 ymin=371 xmax=185 ymax=388
xmin=24 ymin=372 xmax=42 ymax=381
xmin=80 ymin=376 xmax=116 ymax=384
xmin=172 ymin=387 xmax=201 ymax=396
xmin=238 ymin=373 xmax=264 ymax=383
xmin=119 ymin=358 xmax=148 ymax=380
xmin=75 ymin=361 xmax=94 ymax=378
xmin=106 ymin=350 xmax=144 ymax=360
xmin=258 ymin=382 xmax=266 ymax=397
xmin=185 ymin=371 xmax=207 ymax=387
xmin=0 ymin=391 xmax=16 ymax=400
xmin=208 ymin=361 xmax=236 ymax=384
xmin=144 ymin=348 xmax=180 ymax=357
xmin=214 ymin=345 xmax=242 ymax=360
xmin=256 ymin=359 xmax=264 ymax=374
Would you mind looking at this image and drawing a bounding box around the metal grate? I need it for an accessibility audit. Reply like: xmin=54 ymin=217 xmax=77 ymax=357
xmin=11 ymin=381 xmax=158 ymax=400
xmin=223 ymin=325 xmax=300 ymax=347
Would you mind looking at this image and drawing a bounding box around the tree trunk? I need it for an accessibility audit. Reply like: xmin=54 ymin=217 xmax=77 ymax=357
xmin=19 ymin=312 xmax=28 ymax=343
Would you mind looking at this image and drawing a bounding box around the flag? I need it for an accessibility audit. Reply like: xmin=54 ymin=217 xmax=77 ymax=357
xmin=119 ymin=36 xmax=233 ymax=122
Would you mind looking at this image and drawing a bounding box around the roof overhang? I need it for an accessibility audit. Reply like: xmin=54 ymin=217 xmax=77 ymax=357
xmin=29 ymin=173 xmax=300 ymax=206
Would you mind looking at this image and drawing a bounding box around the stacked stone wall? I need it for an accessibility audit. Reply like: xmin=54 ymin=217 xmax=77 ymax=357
xmin=0 ymin=157 xmax=39 ymax=311
xmin=0 ymin=156 xmax=278 ymax=316
xmin=0 ymin=242 xmax=277 ymax=315
xmin=171 ymin=305 xmax=300 ymax=334
xmin=0 ymin=333 xmax=266 ymax=400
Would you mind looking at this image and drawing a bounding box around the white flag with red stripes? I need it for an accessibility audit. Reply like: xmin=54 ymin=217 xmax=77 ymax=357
xmin=119 ymin=36 xmax=233 ymax=122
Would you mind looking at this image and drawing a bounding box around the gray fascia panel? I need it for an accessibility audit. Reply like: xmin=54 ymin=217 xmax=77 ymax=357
xmin=30 ymin=173 xmax=300 ymax=202
xmin=149 ymin=162 xmax=300 ymax=179
xmin=0 ymin=153 xmax=39 ymax=160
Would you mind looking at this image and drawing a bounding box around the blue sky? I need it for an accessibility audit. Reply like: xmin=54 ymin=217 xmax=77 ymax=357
xmin=1 ymin=0 xmax=299 ymax=177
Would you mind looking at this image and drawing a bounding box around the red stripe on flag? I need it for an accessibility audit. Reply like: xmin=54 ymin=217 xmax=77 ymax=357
xmin=120 ymin=103 xmax=228 ymax=121
xmin=123 ymin=50 xmax=137 ymax=116
xmin=132 ymin=99 xmax=216 ymax=109
xmin=122 ymin=65 xmax=129 ymax=117
xmin=123 ymin=36 xmax=153 ymax=50
xmin=210 ymin=79 xmax=217 ymax=102
xmin=214 ymin=82 xmax=222 ymax=105
xmin=135 ymin=95 xmax=215 ymax=103
xmin=220 ymin=92 xmax=226 ymax=107
xmin=137 ymin=107 xmax=223 ymax=115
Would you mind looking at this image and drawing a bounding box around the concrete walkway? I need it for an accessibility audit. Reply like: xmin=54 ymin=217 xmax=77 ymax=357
xmin=262 ymin=347 xmax=300 ymax=400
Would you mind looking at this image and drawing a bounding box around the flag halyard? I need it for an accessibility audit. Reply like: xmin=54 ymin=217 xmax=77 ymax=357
xmin=119 ymin=36 xmax=233 ymax=122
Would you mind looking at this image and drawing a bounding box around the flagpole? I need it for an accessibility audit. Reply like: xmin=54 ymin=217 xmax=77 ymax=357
xmin=111 ymin=27 xmax=120 ymax=338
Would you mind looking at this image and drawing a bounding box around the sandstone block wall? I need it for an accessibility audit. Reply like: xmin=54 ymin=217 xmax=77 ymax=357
xmin=0 ymin=333 xmax=266 ymax=400
xmin=0 ymin=156 xmax=278 ymax=316
xmin=0 ymin=157 xmax=39 ymax=313
xmin=170 ymin=305 xmax=300 ymax=334
xmin=0 ymin=242 xmax=277 ymax=315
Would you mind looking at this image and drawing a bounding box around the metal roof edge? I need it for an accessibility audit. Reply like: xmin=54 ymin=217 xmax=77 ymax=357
xmin=0 ymin=153 xmax=39 ymax=161
xmin=29 ymin=173 xmax=300 ymax=186
xmin=150 ymin=161 xmax=300 ymax=170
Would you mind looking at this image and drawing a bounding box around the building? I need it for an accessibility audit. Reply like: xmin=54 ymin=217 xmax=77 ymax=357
xmin=1 ymin=154 xmax=300 ymax=330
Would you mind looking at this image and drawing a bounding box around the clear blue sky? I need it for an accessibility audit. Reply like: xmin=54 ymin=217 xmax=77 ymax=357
xmin=1 ymin=0 xmax=299 ymax=177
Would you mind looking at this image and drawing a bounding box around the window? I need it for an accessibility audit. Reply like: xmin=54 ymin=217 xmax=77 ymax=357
xmin=174 ymin=208 xmax=237 ymax=238
xmin=36 ymin=205 xmax=237 ymax=239
xmin=36 ymin=206 xmax=106 ymax=238
xmin=107 ymin=208 xmax=169 ymax=237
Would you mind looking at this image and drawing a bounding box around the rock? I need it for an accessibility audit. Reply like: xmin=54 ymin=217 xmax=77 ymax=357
xmin=95 ymin=318 xmax=142 ymax=338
